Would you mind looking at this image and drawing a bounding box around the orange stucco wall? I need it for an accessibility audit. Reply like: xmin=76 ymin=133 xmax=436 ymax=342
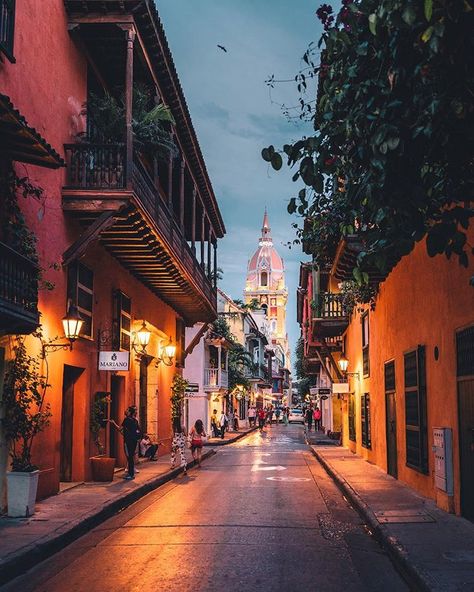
xmin=342 ymin=235 xmax=474 ymax=514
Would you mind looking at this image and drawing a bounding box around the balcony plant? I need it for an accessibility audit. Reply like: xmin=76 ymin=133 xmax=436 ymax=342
xmin=89 ymin=392 xmax=115 ymax=482
xmin=170 ymin=374 xmax=189 ymax=422
xmin=84 ymin=83 xmax=176 ymax=160
xmin=1 ymin=335 xmax=51 ymax=517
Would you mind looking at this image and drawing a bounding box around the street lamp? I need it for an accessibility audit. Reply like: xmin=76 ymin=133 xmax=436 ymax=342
xmin=42 ymin=303 xmax=84 ymax=356
xmin=156 ymin=336 xmax=176 ymax=366
xmin=132 ymin=321 xmax=151 ymax=355
xmin=338 ymin=354 xmax=359 ymax=379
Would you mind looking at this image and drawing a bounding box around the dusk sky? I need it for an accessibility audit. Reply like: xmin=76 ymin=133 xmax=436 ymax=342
xmin=158 ymin=1 xmax=326 ymax=368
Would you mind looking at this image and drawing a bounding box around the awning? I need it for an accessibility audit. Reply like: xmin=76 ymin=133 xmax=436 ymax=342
xmin=0 ymin=94 xmax=65 ymax=168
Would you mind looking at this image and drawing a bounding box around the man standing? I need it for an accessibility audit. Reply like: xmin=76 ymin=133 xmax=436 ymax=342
xmin=305 ymin=405 xmax=314 ymax=432
xmin=314 ymin=406 xmax=322 ymax=431
xmin=248 ymin=405 xmax=256 ymax=427
xmin=110 ymin=406 xmax=141 ymax=480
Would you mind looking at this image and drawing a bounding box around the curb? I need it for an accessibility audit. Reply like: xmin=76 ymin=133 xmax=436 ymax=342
xmin=0 ymin=449 xmax=216 ymax=587
xmin=309 ymin=446 xmax=431 ymax=592
xmin=204 ymin=426 xmax=257 ymax=446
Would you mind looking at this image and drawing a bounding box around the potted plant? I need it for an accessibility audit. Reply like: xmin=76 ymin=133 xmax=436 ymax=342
xmin=90 ymin=392 xmax=115 ymax=481
xmin=1 ymin=336 xmax=51 ymax=517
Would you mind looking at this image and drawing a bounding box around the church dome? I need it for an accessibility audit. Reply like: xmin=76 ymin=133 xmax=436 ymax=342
xmin=246 ymin=211 xmax=284 ymax=289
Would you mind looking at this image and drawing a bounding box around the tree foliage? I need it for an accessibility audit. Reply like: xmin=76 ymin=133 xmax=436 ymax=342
xmin=264 ymin=0 xmax=474 ymax=279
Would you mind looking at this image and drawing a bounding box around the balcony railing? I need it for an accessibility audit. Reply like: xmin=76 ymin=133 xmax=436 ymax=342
xmin=204 ymin=368 xmax=228 ymax=389
xmin=312 ymin=292 xmax=348 ymax=338
xmin=0 ymin=0 xmax=15 ymax=62
xmin=0 ymin=241 xmax=39 ymax=334
xmin=63 ymin=143 xmax=215 ymax=307
xmin=64 ymin=143 xmax=126 ymax=189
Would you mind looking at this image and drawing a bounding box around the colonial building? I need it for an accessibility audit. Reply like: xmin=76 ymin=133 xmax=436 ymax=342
xmin=298 ymin=234 xmax=474 ymax=520
xmin=0 ymin=0 xmax=224 ymax=504
xmin=244 ymin=210 xmax=291 ymax=397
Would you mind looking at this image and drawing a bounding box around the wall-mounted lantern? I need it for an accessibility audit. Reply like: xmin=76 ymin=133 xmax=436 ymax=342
xmin=132 ymin=321 xmax=151 ymax=356
xmin=338 ymin=354 xmax=360 ymax=379
xmin=156 ymin=337 xmax=176 ymax=367
xmin=42 ymin=304 xmax=84 ymax=356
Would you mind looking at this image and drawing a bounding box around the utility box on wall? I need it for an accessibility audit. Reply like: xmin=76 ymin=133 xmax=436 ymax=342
xmin=433 ymin=427 xmax=454 ymax=495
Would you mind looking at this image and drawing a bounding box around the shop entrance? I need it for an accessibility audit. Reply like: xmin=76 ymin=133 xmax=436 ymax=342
xmin=60 ymin=365 xmax=84 ymax=482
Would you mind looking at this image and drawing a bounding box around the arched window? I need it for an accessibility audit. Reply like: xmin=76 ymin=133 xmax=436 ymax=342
xmin=261 ymin=303 xmax=268 ymax=315
xmin=260 ymin=272 xmax=268 ymax=286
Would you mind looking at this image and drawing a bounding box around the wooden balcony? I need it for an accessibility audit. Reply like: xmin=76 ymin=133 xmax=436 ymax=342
xmin=311 ymin=292 xmax=348 ymax=338
xmin=62 ymin=144 xmax=217 ymax=324
xmin=0 ymin=242 xmax=39 ymax=335
xmin=203 ymin=368 xmax=228 ymax=390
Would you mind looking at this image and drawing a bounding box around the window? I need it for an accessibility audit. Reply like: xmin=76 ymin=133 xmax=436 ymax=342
xmin=362 ymin=312 xmax=370 ymax=377
xmin=260 ymin=272 xmax=268 ymax=286
xmin=67 ymin=262 xmax=93 ymax=339
xmin=384 ymin=360 xmax=396 ymax=392
xmin=361 ymin=393 xmax=371 ymax=448
xmin=113 ymin=291 xmax=131 ymax=351
xmin=0 ymin=0 xmax=15 ymax=63
xmin=348 ymin=393 xmax=356 ymax=442
xmin=404 ymin=346 xmax=428 ymax=473
xmin=175 ymin=318 xmax=186 ymax=367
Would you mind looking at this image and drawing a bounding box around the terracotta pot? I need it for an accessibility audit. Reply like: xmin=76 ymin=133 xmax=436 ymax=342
xmin=90 ymin=456 xmax=116 ymax=482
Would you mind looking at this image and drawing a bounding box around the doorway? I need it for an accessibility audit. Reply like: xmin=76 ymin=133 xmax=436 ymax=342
xmin=385 ymin=393 xmax=398 ymax=478
xmin=457 ymin=325 xmax=474 ymax=521
xmin=60 ymin=365 xmax=84 ymax=482
xmin=109 ymin=375 xmax=124 ymax=462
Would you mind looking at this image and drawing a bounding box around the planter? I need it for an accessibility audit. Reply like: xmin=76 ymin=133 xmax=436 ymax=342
xmin=7 ymin=470 xmax=39 ymax=517
xmin=90 ymin=456 xmax=116 ymax=482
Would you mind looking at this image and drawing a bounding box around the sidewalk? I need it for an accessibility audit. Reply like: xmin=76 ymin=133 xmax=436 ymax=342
xmin=0 ymin=447 xmax=215 ymax=587
xmin=205 ymin=424 xmax=257 ymax=446
xmin=311 ymin=446 xmax=474 ymax=592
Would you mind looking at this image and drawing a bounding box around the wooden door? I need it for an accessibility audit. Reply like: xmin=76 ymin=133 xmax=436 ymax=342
xmin=60 ymin=365 xmax=84 ymax=482
xmin=385 ymin=392 xmax=398 ymax=478
xmin=459 ymin=379 xmax=474 ymax=521
xmin=109 ymin=375 xmax=124 ymax=462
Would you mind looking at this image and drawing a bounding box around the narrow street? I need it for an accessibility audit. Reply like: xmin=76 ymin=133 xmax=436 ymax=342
xmin=1 ymin=427 xmax=408 ymax=592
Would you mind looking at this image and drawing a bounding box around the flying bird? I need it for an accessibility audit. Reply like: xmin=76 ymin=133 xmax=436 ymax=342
xmin=217 ymin=44 xmax=227 ymax=53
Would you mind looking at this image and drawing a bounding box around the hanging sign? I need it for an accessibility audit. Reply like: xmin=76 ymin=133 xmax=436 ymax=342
xmin=318 ymin=388 xmax=332 ymax=397
xmin=98 ymin=351 xmax=130 ymax=371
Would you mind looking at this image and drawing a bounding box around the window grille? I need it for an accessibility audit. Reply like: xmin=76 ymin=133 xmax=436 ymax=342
xmin=404 ymin=346 xmax=428 ymax=473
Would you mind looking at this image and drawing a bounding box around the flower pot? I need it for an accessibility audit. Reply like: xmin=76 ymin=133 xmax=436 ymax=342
xmin=7 ymin=470 xmax=39 ymax=517
xmin=90 ymin=456 xmax=116 ymax=482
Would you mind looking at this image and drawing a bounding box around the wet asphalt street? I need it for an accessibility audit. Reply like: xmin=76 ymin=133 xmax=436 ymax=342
xmin=1 ymin=425 xmax=409 ymax=592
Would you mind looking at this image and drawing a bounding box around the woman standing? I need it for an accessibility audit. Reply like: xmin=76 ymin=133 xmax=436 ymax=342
xmin=189 ymin=419 xmax=206 ymax=468
xmin=170 ymin=417 xmax=188 ymax=475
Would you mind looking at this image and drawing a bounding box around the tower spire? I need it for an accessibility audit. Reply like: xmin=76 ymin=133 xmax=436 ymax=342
xmin=260 ymin=208 xmax=272 ymax=244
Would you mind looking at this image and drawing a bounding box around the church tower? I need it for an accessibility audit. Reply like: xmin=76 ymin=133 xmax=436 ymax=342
xmin=244 ymin=210 xmax=290 ymax=373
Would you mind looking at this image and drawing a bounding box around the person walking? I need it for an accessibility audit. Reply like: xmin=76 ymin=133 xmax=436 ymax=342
xmin=283 ymin=406 xmax=289 ymax=426
xmin=267 ymin=405 xmax=274 ymax=426
xmin=233 ymin=408 xmax=239 ymax=431
xmin=170 ymin=418 xmax=188 ymax=474
xmin=248 ymin=405 xmax=256 ymax=427
xmin=211 ymin=409 xmax=221 ymax=437
xmin=305 ymin=405 xmax=314 ymax=432
xmin=189 ymin=419 xmax=206 ymax=468
xmin=109 ymin=406 xmax=141 ymax=480
xmin=314 ymin=406 xmax=322 ymax=431
xmin=257 ymin=407 xmax=266 ymax=432
xmin=219 ymin=409 xmax=228 ymax=439
xmin=275 ymin=407 xmax=281 ymax=423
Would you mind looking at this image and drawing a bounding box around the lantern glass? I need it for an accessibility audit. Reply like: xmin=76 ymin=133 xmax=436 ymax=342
xmin=137 ymin=322 xmax=151 ymax=348
xmin=62 ymin=305 xmax=84 ymax=341
xmin=164 ymin=341 xmax=176 ymax=360
xmin=338 ymin=354 xmax=349 ymax=373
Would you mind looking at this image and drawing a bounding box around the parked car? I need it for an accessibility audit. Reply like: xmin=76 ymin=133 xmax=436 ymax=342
xmin=288 ymin=408 xmax=304 ymax=424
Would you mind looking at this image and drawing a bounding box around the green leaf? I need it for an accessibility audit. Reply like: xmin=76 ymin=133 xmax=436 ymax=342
xmin=368 ymin=14 xmax=377 ymax=35
xmin=402 ymin=5 xmax=416 ymax=25
xmin=271 ymin=152 xmax=283 ymax=171
xmin=421 ymin=26 xmax=434 ymax=43
xmin=424 ymin=0 xmax=433 ymax=21
xmin=387 ymin=137 xmax=400 ymax=150
xmin=287 ymin=198 xmax=297 ymax=214
xmin=261 ymin=147 xmax=271 ymax=162
xmin=353 ymin=267 xmax=363 ymax=285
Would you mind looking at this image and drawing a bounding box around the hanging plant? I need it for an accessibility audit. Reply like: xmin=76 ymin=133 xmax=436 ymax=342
xmin=170 ymin=374 xmax=189 ymax=420
xmin=339 ymin=281 xmax=378 ymax=316
xmin=1 ymin=333 xmax=52 ymax=472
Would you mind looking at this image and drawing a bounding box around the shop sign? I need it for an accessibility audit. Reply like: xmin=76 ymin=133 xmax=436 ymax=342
xmin=318 ymin=388 xmax=331 ymax=397
xmin=98 ymin=351 xmax=129 ymax=371
xmin=185 ymin=383 xmax=201 ymax=397
xmin=332 ymin=383 xmax=349 ymax=394
xmin=309 ymin=387 xmax=318 ymax=395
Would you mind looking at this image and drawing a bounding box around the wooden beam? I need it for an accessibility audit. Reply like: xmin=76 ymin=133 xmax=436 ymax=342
xmin=124 ymin=26 xmax=135 ymax=189
xmin=184 ymin=322 xmax=209 ymax=358
xmin=191 ymin=186 xmax=196 ymax=253
xmin=63 ymin=211 xmax=118 ymax=266
xmin=62 ymin=198 xmax=129 ymax=211
xmin=315 ymin=348 xmax=334 ymax=384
